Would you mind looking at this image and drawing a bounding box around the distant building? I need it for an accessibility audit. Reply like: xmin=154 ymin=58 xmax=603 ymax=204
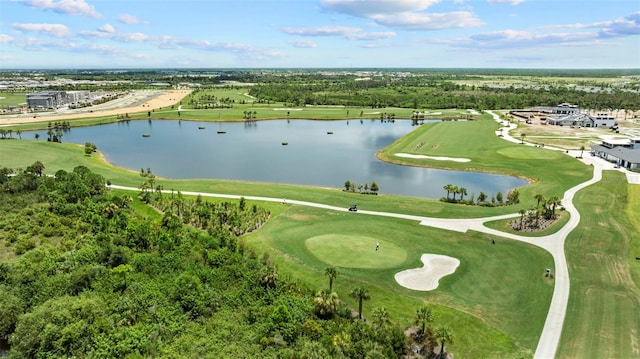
xmin=591 ymin=138 xmax=640 ymax=170
xmin=542 ymin=104 xmax=616 ymax=128
xmin=552 ymin=103 xmax=580 ymax=115
xmin=26 ymin=90 xmax=64 ymax=109
xmin=591 ymin=113 xmax=616 ymax=128
xmin=65 ymin=90 xmax=91 ymax=105
xmin=26 ymin=90 xmax=98 ymax=109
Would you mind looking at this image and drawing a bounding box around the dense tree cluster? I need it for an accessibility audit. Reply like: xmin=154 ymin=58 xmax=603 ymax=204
xmin=0 ymin=163 xmax=456 ymax=358
xmin=247 ymin=73 xmax=640 ymax=112
xmin=441 ymin=184 xmax=520 ymax=207
xmin=344 ymin=180 xmax=379 ymax=195
xmin=512 ymin=194 xmax=562 ymax=231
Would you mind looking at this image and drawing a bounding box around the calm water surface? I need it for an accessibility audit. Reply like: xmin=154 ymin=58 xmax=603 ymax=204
xmin=40 ymin=119 xmax=528 ymax=199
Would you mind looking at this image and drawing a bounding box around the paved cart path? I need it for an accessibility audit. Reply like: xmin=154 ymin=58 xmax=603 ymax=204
xmin=108 ymin=110 xmax=619 ymax=358
xmin=109 ymin=155 xmax=601 ymax=359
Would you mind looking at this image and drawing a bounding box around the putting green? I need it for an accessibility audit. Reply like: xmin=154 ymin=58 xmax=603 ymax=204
xmin=497 ymin=146 xmax=562 ymax=160
xmin=305 ymin=234 xmax=407 ymax=269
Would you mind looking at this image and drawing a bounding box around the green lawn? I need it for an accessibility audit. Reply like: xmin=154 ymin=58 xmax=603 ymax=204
xmin=557 ymin=171 xmax=640 ymax=358
xmin=377 ymin=115 xmax=592 ymax=204
xmin=0 ymin=92 xmax=27 ymax=108
xmin=0 ymin=139 xmax=565 ymax=219
xmin=245 ymin=205 xmax=553 ymax=358
xmin=1 ymin=113 xmax=631 ymax=358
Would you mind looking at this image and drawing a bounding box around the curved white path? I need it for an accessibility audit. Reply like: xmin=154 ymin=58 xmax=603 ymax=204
xmin=107 ymin=111 xmax=606 ymax=358
xmin=110 ymin=165 xmax=599 ymax=359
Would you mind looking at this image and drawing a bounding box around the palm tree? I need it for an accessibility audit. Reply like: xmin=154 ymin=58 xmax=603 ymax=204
xmin=520 ymin=133 xmax=526 ymax=144
xmin=579 ymin=145 xmax=585 ymax=158
xmin=313 ymin=289 xmax=339 ymax=319
xmin=534 ymin=194 xmax=545 ymax=209
xmin=443 ymin=184 xmax=452 ymax=200
xmin=414 ymin=306 xmax=434 ymax=335
xmin=16 ymin=130 xmax=21 ymax=139
xmin=325 ymin=266 xmax=338 ymax=292
xmin=371 ymin=307 xmax=390 ymax=331
xmin=34 ymin=133 xmax=40 ymax=140
xmin=30 ymin=161 xmax=45 ymax=177
xmin=518 ymin=209 xmax=527 ymax=230
xmin=451 ymin=186 xmax=459 ymax=201
xmin=350 ymin=286 xmax=370 ymax=320
xmin=458 ymin=187 xmax=467 ymax=201
xmin=435 ymin=325 xmax=454 ymax=359
xmin=548 ymin=196 xmax=560 ymax=218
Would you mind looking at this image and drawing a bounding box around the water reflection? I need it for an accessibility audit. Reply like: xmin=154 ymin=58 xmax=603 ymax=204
xmin=28 ymin=119 xmax=527 ymax=199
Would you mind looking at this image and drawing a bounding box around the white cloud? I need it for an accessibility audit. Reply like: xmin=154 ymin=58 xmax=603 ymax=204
xmin=441 ymin=12 xmax=640 ymax=51
xmin=98 ymin=24 xmax=115 ymax=33
xmin=288 ymin=39 xmax=318 ymax=48
xmin=152 ymin=36 xmax=282 ymax=60
xmin=320 ymin=0 xmax=439 ymax=17
xmin=79 ymin=29 xmax=149 ymax=42
xmin=11 ymin=0 xmax=101 ymax=19
xmin=12 ymin=23 xmax=71 ymax=37
xmin=487 ymin=0 xmax=527 ymax=5
xmin=283 ymin=26 xmax=396 ymax=40
xmin=118 ymin=14 xmax=144 ymax=25
xmin=283 ymin=25 xmax=361 ymax=37
xmin=452 ymin=29 xmax=596 ymax=49
xmin=372 ymin=11 xmax=483 ymax=30
xmin=593 ymin=12 xmax=640 ymax=38
xmin=0 ymin=34 xmax=15 ymax=43
xmin=319 ymin=0 xmax=482 ymax=31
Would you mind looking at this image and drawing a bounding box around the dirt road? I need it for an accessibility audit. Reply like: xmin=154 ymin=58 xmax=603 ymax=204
xmin=0 ymin=89 xmax=192 ymax=126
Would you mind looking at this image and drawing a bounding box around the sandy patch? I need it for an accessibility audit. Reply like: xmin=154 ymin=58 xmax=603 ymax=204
xmin=273 ymin=108 xmax=302 ymax=111
xmin=395 ymin=254 xmax=460 ymax=291
xmin=0 ymin=90 xmax=192 ymax=125
xmin=395 ymin=153 xmax=471 ymax=163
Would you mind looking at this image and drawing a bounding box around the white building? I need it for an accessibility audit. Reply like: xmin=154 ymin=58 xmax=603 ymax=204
xmin=591 ymin=138 xmax=640 ymax=170
xmin=543 ymin=104 xmax=616 ymax=128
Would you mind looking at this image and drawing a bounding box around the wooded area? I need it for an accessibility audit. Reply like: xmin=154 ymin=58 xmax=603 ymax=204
xmin=0 ymin=164 xmax=450 ymax=358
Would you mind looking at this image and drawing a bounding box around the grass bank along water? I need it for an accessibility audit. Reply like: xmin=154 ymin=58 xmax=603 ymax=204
xmin=17 ymin=119 xmax=528 ymax=200
xmin=377 ymin=113 xmax=592 ymax=203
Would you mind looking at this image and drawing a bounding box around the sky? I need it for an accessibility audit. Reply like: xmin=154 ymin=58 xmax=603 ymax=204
xmin=0 ymin=0 xmax=639 ymax=69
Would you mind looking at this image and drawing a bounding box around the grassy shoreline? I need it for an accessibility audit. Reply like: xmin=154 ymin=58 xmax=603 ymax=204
xmin=2 ymin=108 xmax=634 ymax=357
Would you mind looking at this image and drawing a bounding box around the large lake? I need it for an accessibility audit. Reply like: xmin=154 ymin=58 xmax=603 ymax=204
xmin=38 ymin=119 xmax=528 ymax=199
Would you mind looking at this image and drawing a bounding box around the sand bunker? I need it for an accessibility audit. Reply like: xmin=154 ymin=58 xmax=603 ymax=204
xmin=395 ymin=153 xmax=471 ymax=163
xmin=395 ymin=254 xmax=460 ymax=291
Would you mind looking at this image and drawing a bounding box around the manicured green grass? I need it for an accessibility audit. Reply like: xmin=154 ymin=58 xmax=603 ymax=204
xmin=557 ymin=171 xmax=640 ymax=359
xmin=483 ymin=211 xmax=571 ymax=237
xmin=245 ymin=205 xmax=553 ymax=358
xmin=0 ymin=92 xmax=27 ymax=108
xmin=1 ymin=115 xmax=623 ymax=358
xmin=306 ymin=234 xmax=407 ymax=268
xmin=377 ymin=115 xmax=592 ymax=205
xmin=0 ymin=139 xmax=560 ymax=219
xmin=2 ymin=88 xmax=473 ymax=132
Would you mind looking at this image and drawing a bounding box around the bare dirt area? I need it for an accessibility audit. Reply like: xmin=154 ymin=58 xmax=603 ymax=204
xmin=504 ymin=110 xmax=640 ymax=150
xmin=0 ymin=89 xmax=192 ymax=126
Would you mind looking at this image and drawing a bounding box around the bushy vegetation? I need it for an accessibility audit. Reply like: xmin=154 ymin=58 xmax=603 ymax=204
xmin=0 ymin=164 xmax=456 ymax=358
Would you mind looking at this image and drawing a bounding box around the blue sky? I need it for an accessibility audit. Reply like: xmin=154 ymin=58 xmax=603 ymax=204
xmin=1 ymin=0 xmax=639 ymax=69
